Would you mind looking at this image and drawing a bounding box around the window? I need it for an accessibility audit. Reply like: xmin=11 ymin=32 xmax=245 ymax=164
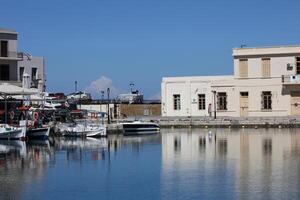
xmin=217 ymin=92 xmax=227 ymax=110
xmin=31 ymin=67 xmax=37 ymax=81
xmin=1 ymin=41 xmax=8 ymax=57
xmin=239 ymin=59 xmax=248 ymax=78
xmin=19 ymin=67 xmax=24 ymax=81
xmin=173 ymin=94 xmax=181 ymax=110
xmin=198 ymin=94 xmax=206 ymax=110
xmin=0 ymin=65 xmax=9 ymax=80
xmin=262 ymin=91 xmax=272 ymax=110
xmin=297 ymin=57 xmax=300 ymax=75
xmin=262 ymin=58 xmax=270 ymax=77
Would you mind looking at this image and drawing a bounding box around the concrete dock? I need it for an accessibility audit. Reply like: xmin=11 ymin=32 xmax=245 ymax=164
xmin=113 ymin=116 xmax=300 ymax=129
xmin=157 ymin=116 xmax=300 ymax=128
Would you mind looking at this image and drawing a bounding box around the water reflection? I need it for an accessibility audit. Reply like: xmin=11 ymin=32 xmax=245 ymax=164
xmin=161 ymin=129 xmax=300 ymax=200
xmin=0 ymin=129 xmax=300 ymax=199
xmin=0 ymin=140 xmax=52 ymax=199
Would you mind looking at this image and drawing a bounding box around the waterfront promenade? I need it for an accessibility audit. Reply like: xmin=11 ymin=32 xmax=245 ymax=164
xmin=110 ymin=116 xmax=300 ymax=130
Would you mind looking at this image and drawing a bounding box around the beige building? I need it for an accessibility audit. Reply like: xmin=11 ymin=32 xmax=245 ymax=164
xmin=161 ymin=45 xmax=300 ymax=117
xmin=0 ymin=28 xmax=46 ymax=90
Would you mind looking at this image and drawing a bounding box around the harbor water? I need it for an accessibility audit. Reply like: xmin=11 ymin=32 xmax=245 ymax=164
xmin=1 ymin=128 xmax=300 ymax=200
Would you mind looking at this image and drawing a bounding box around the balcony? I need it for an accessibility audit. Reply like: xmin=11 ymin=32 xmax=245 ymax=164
xmin=282 ymin=75 xmax=300 ymax=85
xmin=0 ymin=51 xmax=23 ymax=60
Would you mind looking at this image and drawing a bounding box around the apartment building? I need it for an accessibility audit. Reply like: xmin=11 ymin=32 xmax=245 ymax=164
xmin=0 ymin=28 xmax=45 ymax=91
xmin=161 ymin=45 xmax=300 ymax=117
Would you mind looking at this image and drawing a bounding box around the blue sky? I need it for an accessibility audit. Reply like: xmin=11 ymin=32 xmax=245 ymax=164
xmin=1 ymin=0 xmax=300 ymax=99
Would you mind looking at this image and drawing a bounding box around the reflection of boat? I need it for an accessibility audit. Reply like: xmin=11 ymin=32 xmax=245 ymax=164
xmin=58 ymin=123 xmax=106 ymax=137
xmin=26 ymin=127 xmax=50 ymax=139
xmin=121 ymin=121 xmax=160 ymax=136
xmin=55 ymin=137 xmax=108 ymax=150
xmin=0 ymin=140 xmax=26 ymax=156
xmin=0 ymin=124 xmax=26 ymax=140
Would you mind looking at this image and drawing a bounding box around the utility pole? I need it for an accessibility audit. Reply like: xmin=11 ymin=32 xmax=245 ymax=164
xmin=130 ymin=82 xmax=134 ymax=93
xmin=75 ymin=81 xmax=77 ymax=92
xmin=107 ymin=88 xmax=110 ymax=124
xmin=212 ymin=90 xmax=217 ymax=119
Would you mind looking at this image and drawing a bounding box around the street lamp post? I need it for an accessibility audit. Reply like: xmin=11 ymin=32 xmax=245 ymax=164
xmin=212 ymin=90 xmax=217 ymax=119
xmin=101 ymin=91 xmax=105 ymax=103
xmin=75 ymin=81 xmax=77 ymax=92
xmin=107 ymin=88 xmax=110 ymax=124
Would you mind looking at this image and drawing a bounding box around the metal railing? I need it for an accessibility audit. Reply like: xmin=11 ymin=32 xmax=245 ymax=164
xmin=0 ymin=51 xmax=23 ymax=59
xmin=282 ymin=75 xmax=300 ymax=84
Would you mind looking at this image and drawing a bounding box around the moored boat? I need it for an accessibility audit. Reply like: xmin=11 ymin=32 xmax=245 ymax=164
xmin=121 ymin=121 xmax=160 ymax=136
xmin=0 ymin=124 xmax=26 ymax=140
xmin=58 ymin=123 xmax=106 ymax=137
xmin=26 ymin=126 xmax=50 ymax=139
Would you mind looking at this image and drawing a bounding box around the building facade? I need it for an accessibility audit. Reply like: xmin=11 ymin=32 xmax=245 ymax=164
xmin=0 ymin=28 xmax=22 ymax=84
xmin=161 ymin=45 xmax=300 ymax=117
xmin=0 ymin=28 xmax=45 ymax=90
xmin=18 ymin=56 xmax=45 ymax=90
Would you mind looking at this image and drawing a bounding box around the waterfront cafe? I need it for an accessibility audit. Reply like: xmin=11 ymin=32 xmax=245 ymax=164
xmin=0 ymin=83 xmax=38 ymax=123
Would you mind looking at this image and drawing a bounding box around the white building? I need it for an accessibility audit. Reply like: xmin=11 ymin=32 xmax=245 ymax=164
xmin=18 ymin=56 xmax=45 ymax=91
xmin=161 ymin=45 xmax=300 ymax=117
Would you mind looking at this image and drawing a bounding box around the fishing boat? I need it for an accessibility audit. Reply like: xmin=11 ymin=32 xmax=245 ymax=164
xmin=58 ymin=123 xmax=106 ymax=137
xmin=121 ymin=121 xmax=160 ymax=136
xmin=26 ymin=126 xmax=50 ymax=139
xmin=0 ymin=124 xmax=26 ymax=140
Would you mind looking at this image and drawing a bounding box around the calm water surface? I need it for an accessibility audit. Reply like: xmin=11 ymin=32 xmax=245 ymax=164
xmin=0 ymin=129 xmax=300 ymax=200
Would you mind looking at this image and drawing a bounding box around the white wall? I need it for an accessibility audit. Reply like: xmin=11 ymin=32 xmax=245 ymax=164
xmin=162 ymin=76 xmax=233 ymax=117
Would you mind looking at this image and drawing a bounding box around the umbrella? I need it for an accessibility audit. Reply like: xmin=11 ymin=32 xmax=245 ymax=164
xmin=0 ymin=83 xmax=38 ymax=95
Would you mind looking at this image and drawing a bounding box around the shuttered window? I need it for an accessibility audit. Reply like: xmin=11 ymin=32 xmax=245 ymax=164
xmin=297 ymin=57 xmax=300 ymax=75
xmin=239 ymin=59 xmax=248 ymax=78
xmin=262 ymin=58 xmax=271 ymax=77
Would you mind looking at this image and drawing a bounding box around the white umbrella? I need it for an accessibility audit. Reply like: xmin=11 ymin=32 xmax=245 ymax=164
xmin=0 ymin=83 xmax=38 ymax=95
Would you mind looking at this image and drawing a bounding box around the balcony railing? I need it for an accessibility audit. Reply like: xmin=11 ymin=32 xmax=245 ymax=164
xmin=0 ymin=51 xmax=23 ymax=59
xmin=282 ymin=75 xmax=300 ymax=84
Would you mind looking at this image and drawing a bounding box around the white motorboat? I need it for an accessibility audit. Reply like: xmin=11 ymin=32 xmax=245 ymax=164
xmin=121 ymin=121 xmax=160 ymax=136
xmin=26 ymin=126 xmax=50 ymax=139
xmin=0 ymin=124 xmax=26 ymax=140
xmin=58 ymin=123 xmax=106 ymax=137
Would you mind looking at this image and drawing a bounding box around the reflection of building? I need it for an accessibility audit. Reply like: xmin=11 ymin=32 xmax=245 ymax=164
xmin=0 ymin=28 xmax=46 ymax=90
xmin=162 ymin=46 xmax=300 ymax=117
xmin=161 ymin=129 xmax=300 ymax=199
